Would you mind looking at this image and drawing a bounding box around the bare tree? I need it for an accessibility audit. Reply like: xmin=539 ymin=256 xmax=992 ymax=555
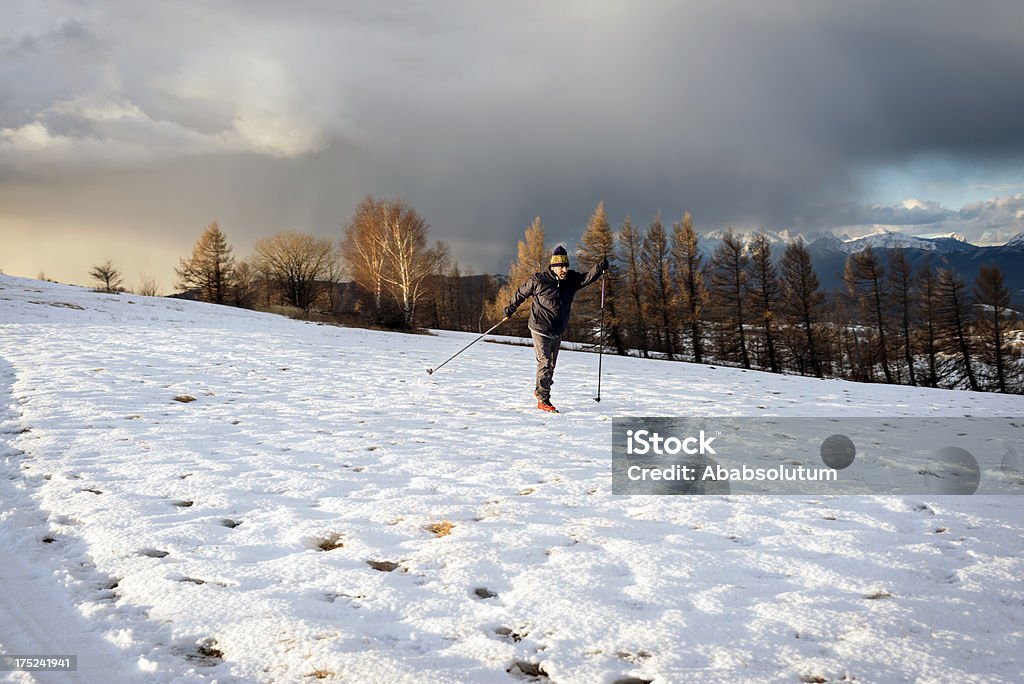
xmin=321 ymin=244 xmax=347 ymax=314
xmin=342 ymin=196 xmax=437 ymax=327
xmin=419 ymin=240 xmax=452 ymax=329
xmin=377 ymin=201 xmax=436 ymax=327
xmin=231 ymin=259 xmax=259 ymax=309
xmin=438 ymin=257 xmax=462 ymax=330
xmin=90 ymin=260 xmax=123 ymax=293
xmin=176 ymin=221 xmax=236 ymax=304
xmin=342 ymin=197 xmax=388 ymax=320
xmin=137 ymin=274 xmax=160 ymax=297
xmin=253 ymin=231 xmax=336 ymax=312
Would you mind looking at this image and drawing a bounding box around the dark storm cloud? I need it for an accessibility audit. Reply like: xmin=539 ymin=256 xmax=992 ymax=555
xmin=3 ymin=0 xmax=1024 ymax=274
xmin=314 ymin=0 xmax=1024 ymax=246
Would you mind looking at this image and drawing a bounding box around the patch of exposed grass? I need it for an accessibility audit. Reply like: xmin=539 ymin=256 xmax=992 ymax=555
xmin=426 ymin=520 xmax=454 ymax=537
xmin=316 ymin=533 xmax=344 ymax=551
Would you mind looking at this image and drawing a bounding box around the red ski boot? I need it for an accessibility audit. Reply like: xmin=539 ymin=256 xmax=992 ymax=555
xmin=535 ymin=391 xmax=558 ymax=412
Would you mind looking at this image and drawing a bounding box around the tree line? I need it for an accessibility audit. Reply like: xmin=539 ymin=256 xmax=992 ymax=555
xmin=492 ymin=202 xmax=1022 ymax=394
xmin=87 ymin=197 xmax=1021 ymax=394
xmin=112 ymin=196 xmax=499 ymax=332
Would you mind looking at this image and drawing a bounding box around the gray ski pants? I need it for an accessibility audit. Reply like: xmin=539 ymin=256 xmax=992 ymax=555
xmin=531 ymin=330 xmax=561 ymax=401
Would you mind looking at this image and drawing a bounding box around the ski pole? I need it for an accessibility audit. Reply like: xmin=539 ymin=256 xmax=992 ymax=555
xmin=594 ymin=276 xmax=606 ymax=402
xmin=426 ymin=317 xmax=508 ymax=375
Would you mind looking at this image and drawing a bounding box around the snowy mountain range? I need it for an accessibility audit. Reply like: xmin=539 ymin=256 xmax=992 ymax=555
xmin=699 ymin=228 xmax=1024 ymax=255
xmin=831 ymin=231 xmax=970 ymax=254
xmin=697 ymin=229 xmax=1024 ymax=298
xmin=806 ymin=230 xmax=1024 ymax=297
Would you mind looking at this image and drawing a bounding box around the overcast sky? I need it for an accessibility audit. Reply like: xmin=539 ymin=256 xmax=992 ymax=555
xmin=3 ymin=0 xmax=1024 ymax=289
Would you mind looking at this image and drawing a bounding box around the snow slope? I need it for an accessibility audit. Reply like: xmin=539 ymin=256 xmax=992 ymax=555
xmin=1 ymin=275 xmax=1022 ymax=683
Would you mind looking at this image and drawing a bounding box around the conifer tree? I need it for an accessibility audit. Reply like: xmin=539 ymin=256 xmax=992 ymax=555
xmin=914 ymin=259 xmax=945 ymax=388
xmin=887 ymin=248 xmax=917 ymax=385
xmin=641 ymin=214 xmax=677 ymax=359
xmin=617 ymin=217 xmax=650 ymax=358
xmin=936 ymin=267 xmax=979 ymax=391
xmin=576 ymin=201 xmax=625 ymax=354
xmin=973 ymin=263 xmax=1017 ymax=393
xmin=780 ymin=238 xmax=824 ymax=378
xmin=746 ymin=230 xmax=781 ymax=373
xmin=176 ymin=221 xmax=235 ymax=304
xmin=834 ymin=294 xmax=873 ymax=382
xmin=492 ymin=217 xmax=547 ymax=335
xmin=672 ymin=212 xmax=707 ymax=364
xmin=844 ymin=247 xmax=894 ymax=383
xmin=709 ymin=231 xmax=751 ymax=369
xmin=89 ymin=260 xmax=123 ymax=293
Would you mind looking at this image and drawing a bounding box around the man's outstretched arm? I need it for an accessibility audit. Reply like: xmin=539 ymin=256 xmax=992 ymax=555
xmin=504 ymin=276 xmax=536 ymax=317
xmin=579 ymin=258 xmax=609 ymax=289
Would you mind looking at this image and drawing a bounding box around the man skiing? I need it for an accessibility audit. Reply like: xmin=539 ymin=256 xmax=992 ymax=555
xmin=504 ymin=245 xmax=608 ymax=412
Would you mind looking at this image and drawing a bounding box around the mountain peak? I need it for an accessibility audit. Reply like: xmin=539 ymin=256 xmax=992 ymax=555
xmin=1006 ymin=232 xmax=1024 ymax=249
xmin=844 ymin=231 xmax=938 ymax=252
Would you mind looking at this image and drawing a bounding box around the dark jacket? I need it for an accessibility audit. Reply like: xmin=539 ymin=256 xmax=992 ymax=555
xmin=506 ymin=262 xmax=604 ymax=337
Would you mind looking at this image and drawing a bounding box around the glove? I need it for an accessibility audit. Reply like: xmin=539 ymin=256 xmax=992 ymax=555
xmin=599 ymin=257 xmax=610 ymax=272
xmin=503 ymin=305 xmax=516 ymax=318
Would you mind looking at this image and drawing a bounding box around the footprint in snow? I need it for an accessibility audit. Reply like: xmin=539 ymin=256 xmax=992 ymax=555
xmin=180 ymin=638 xmax=224 ymax=667
xmin=96 ymin=578 xmax=119 ymax=601
xmin=493 ymin=626 xmax=525 ymax=642
xmin=367 ymin=560 xmax=402 ymax=572
xmin=507 ymin=661 xmax=549 ymax=680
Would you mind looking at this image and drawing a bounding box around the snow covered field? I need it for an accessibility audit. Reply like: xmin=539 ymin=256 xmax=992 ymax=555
xmin=1 ymin=274 xmax=1022 ymax=683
